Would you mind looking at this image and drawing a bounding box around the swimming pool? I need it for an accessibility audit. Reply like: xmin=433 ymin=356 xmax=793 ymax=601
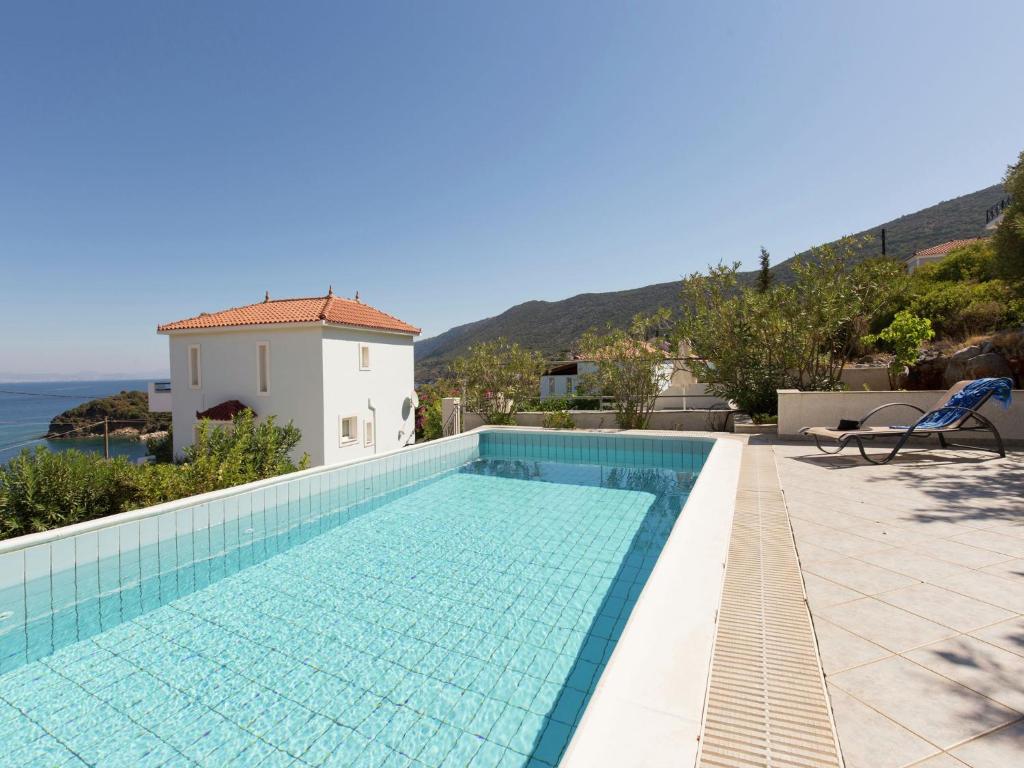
xmin=0 ymin=430 xmax=726 ymax=767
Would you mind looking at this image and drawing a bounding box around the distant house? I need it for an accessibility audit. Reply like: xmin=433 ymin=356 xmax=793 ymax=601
xmin=153 ymin=289 xmax=420 ymax=465
xmin=540 ymin=361 xmax=599 ymax=399
xmin=903 ymin=238 xmax=983 ymax=274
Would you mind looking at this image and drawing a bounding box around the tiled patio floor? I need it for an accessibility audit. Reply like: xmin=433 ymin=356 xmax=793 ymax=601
xmin=771 ymin=439 xmax=1024 ymax=768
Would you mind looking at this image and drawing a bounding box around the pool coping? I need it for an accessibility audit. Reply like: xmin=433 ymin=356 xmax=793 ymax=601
xmin=561 ymin=431 xmax=742 ymax=768
xmin=0 ymin=427 xmax=483 ymax=556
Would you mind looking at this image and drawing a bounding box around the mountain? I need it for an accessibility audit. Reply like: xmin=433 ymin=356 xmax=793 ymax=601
xmin=415 ymin=183 xmax=1006 ymax=382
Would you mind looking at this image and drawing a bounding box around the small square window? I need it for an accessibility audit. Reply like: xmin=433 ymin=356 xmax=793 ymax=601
xmin=359 ymin=344 xmax=371 ymax=371
xmin=339 ymin=416 xmax=358 ymax=446
xmin=364 ymin=420 xmax=374 ymax=446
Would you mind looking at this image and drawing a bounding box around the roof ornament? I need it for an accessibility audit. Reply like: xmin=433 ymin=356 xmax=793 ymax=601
xmin=327 ymin=285 xmax=334 ymax=297
xmin=355 ymin=290 xmax=360 ymax=302
xmin=264 ymin=290 xmax=270 ymax=303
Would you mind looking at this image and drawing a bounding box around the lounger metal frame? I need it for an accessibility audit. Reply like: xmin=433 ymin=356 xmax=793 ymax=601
xmin=803 ymin=395 xmax=1006 ymax=465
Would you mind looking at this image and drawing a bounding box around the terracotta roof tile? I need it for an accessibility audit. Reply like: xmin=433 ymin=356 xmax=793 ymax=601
xmin=159 ymin=293 xmax=420 ymax=335
xmin=196 ymin=400 xmax=252 ymax=421
xmin=911 ymin=238 xmax=984 ymax=258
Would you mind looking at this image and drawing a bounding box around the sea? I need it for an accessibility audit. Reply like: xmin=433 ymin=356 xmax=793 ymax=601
xmin=0 ymin=380 xmax=153 ymax=466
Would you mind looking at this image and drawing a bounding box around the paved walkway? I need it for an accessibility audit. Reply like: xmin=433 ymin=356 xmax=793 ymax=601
xmin=772 ymin=440 xmax=1024 ymax=768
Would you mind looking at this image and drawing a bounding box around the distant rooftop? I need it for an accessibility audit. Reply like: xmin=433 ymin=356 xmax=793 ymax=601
xmin=907 ymin=237 xmax=984 ymax=260
xmin=158 ymin=290 xmax=420 ymax=335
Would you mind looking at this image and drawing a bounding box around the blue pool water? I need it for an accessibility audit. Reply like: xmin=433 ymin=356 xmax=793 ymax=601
xmin=0 ymin=441 xmax=702 ymax=767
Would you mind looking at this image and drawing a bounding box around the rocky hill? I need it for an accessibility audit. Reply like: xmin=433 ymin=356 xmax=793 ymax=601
xmin=416 ymin=183 xmax=1007 ymax=382
xmin=48 ymin=390 xmax=170 ymax=439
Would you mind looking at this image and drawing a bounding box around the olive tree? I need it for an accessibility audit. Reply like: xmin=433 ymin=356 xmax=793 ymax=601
xmin=577 ymin=310 xmax=674 ymax=429
xmin=678 ymin=237 xmax=907 ymax=417
xmin=993 ymin=149 xmax=1024 ymax=280
xmin=677 ymin=264 xmax=792 ymax=417
xmin=451 ymin=338 xmax=547 ymax=424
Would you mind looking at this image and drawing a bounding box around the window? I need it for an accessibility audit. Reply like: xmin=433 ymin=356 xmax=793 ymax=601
xmin=339 ymin=416 xmax=358 ymax=446
xmin=188 ymin=345 xmax=201 ymax=389
xmin=566 ymin=377 xmax=575 ymax=395
xmin=364 ymin=420 xmax=374 ymax=446
xmin=546 ymin=377 xmax=554 ymax=395
xmin=256 ymin=343 xmax=270 ymax=395
xmin=359 ymin=344 xmax=371 ymax=370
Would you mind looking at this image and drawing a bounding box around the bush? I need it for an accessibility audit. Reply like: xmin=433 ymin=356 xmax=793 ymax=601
xmin=451 ymin=338 xmax=547 ymax=425
xmin=0 ymin=410 xmax=309 ymax=540
xmin=0 ymin=449 xmax=142 ymax=539
xmin=516 ymin=396 xmax=602 ymax=412
xmin=678 ymin=240 xmax=907 ymax=416
xmin=578 ymin=310 xmax=674 ymax=429
xmin=415 ymin=380 xmax=457 ymax=442
xmin=863 ymin=311 xmax=934 ymax=388
xmin=145 ymin=429 xmax=174 ymax=464
xmin=908 ymin=279 xmax=1016 ymax=337
xmin=542 ymin=411 xmax=576 ymax=429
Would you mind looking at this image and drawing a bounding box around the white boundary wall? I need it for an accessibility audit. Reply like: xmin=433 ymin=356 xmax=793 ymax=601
xmin=777 ymin=388 xmax=1024 ymax=442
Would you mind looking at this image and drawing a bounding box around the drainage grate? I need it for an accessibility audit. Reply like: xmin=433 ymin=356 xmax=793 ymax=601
xmin=697 ymin=445 xmax=842 ymax=768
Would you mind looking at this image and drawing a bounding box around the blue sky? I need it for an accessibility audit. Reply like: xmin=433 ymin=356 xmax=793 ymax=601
xmin=1 ymin=1 xmax=1022 ymax=377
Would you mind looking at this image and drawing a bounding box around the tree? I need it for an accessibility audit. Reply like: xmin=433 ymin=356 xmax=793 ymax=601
xmin=782 ymin=240 xmax=908 ymax=390
xmin=678 ymin=237 xmax=908 ymax=417
xmin=678 ymin=263 xmax=792 ymax=417
xmin=757 ymin=247 xmax=772 ymax=293
xmin=451 ymin=338 xmax=547 ymax=424
xmin=993 ymin=149 xmax=1024 ymax=281
xmin=416 ymin=379 xmax=458 ymax=441
xmin=577 ymin=310 xmax=674 ymax=429
xmin=863 ymin=311 xmax=935 ymax=388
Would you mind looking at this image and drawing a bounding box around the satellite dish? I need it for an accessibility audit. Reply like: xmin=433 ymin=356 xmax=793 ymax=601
xmin=408 ymin=391 xmax=420 ymax=408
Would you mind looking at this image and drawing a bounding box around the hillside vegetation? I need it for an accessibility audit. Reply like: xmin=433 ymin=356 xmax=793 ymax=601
xmin=47 ymin=390 xmax=170 ymax=438
xmin=416 ymin=183 xmax=1006 ymax=382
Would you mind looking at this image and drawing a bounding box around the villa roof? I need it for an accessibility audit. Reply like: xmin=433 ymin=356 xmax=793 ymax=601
xmin=196 ymin=400 xmax=252 ymax=421
xmin=909 ymin=238 xmax=983 ymax=259
xmin=158 ymin=291 xmax=420 ymax=335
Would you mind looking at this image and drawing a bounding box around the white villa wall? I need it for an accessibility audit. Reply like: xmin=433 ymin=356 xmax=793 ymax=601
xmin=168 ymin=327 xmax=326 ymax=463
xmin=321 ymin=327 xmax=416 ymax=464
xmin=540 ymin=362 xmax=598 ymax=399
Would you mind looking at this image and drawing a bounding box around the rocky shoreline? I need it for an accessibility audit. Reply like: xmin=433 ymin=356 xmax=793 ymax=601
xmin=46 ymin=390 xmax=171 ymax=439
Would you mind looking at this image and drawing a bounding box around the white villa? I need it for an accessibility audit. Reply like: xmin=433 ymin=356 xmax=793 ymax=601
xmin=540 ymin=360 xmax=599 ymax=399
xmin=153 ymin=289 xmax=420 ymax=465
xmin=903 ymin=237 xmax=983 ymax=273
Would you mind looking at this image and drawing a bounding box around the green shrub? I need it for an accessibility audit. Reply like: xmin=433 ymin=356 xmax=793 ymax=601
xmin=451 ymin=338 xmax=546 ymax=425
xmin=542 ymin=410 xmax=576 ymax=429
xmin=0 ymin=409 xmax=308 ymax=540
xmin=145 ymin=428 xmax=174 ymax=464
xmin=863 ymin=311 xmax=935 ymax=388
xmin=908 ymin=280 xmax=1015 ymax=337
xmin=0 ymin=448 xmax=142 ymax=539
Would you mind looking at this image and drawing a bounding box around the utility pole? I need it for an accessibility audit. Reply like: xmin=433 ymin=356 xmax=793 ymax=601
xmin=881 ymin=228 xmax=886 ymax=256
xmin=103 ymin=417 xmax=110 ymax=459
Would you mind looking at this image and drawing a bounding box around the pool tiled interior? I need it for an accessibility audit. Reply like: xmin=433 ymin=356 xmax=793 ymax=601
xmin=0 ymin=456 xmax=695 ymax=767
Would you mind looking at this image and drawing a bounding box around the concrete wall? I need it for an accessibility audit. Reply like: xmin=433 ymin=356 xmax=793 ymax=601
xmin=777 ymin=388 xmax=1024 ymax=443
xmin=840 ymin=366 xmax=891 ymax=392
xmin=321 ymin=327 xmax=416 ymax=464
xmin=464 ymin=409 xmax=735 ymax=432
xmin=167 ymin=327 xmax=325 ymax=463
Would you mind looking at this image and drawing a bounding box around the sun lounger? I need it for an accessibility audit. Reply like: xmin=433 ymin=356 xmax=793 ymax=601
xmin=800 ymin=377 xmax=1012 ymax=464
